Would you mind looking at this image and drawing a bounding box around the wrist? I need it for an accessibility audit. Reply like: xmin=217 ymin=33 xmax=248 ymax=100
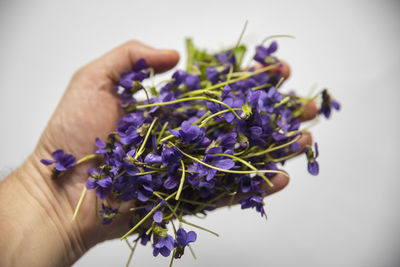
xmin=0 ymin=154 xmax=87 ymax=267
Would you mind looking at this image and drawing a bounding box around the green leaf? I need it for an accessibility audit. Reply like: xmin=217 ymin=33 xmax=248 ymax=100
xmin=232 ymin=45 xmax=247 ymax=69
xmin=150 ymin=86 xmax=159 ymax=97
xmin=242 ymin=101 xmax=252 ymax=117
xmin=185 ymin=38 xmax=195 ymax=73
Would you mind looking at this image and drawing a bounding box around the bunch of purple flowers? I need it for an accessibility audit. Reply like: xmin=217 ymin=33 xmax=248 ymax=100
xmin=41 ymin=38 xmax=339 ymax=265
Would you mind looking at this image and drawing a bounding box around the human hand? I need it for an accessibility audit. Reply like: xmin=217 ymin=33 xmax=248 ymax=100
xmin=0 ymin=40 xmax=317 ymax=267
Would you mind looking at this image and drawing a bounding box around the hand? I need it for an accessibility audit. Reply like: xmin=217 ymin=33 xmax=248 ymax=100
xmin=0 ymin=41 xmax=180 ymax=267
xmin=0 ymin=40 xmax=317 ymax=267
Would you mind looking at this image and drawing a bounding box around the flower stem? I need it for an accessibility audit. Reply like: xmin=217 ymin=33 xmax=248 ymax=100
xmin=260 ymin=34 xmax=296 ymax=45
xmin=156 ymin=121 xmax=169 ymax=145
xmin=175 ymin=160 xmax=186 ymax=200
xmin=134 ymin=117 xmax=158 ymax=160
xmin=76 ymin=154 xmax=97 ymax=165
xmin=243 ymin=133 xmax=302 ymax=158
xmin=125 ymin=240 xmax=138 ymax=267
xmin=136 ymin=97 xmax=242 ymax=120
xmin=181 ymin=219 xmax=219 ymax=237
xmin=120 ymin=190 xmax=178 ymax=240
xmin=72 ymin=185 xmax=87 ymax=221
xmin=171 ymin=143 xmax=288 ymax=177
xmin=199 ymin=108 xmax=242 ymax=128
xmin=179 ymin=64 xmax=280 ymax=98
xmin=275 ymin=77 xmax=285 ymax=89
xmin=214 ymin=153 xmax=273 ymax=187
xmin=272 ymin=150 xmax=303 ymax=163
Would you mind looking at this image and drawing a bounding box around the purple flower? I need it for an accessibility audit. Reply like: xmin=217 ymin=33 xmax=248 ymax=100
xmin=170 ymin=121 xmax=209 ymax=146
xmin=99 ymin=204 xmax=119 ymax=225
xmin=86 ymin=176 xmax=113 ymax=200
xmin=172 ymin=70 xmax=187 ymax=85
xmin=191 ymin=147 xmax=235 ymax=181
xmin=118 ymin=58 xmax=149 ymax=89
xmin=258 ymin=87 xmax=283 ymax=113
xmin=117 ymin=112 xmax=146 ymax=146
xmin=176 ymin=228 xmax=197 ymax=246
xmin=184 ymin=74 xmax=201 ymax=90
xmin=174 ymin=228 xmax=197 ymax=259
xmin=206 ymin=67 xmax=220 ymax=84
xmin=236 ymin=176 xmax=262 ymax=193
xmin=153 ymin=210 xmax=163 ymax=223
xmin=40 ymin=149 xmax=76 ymax=171
xmin=153 ymin=235 xmax=176 ymax=257
xmin=95 ymin=138 xmax=108 ymax=154
xmin=144 ymin=153 xmax=162 ymax=165
xmin=215 ymin=50 xmax=236 ymax=66
xmin=319 ymin=89 xmax=340 ymax=118
xmin=161 ymin=146 xmax=182 ymax=166
xmin=254 ymin=41 xmax=278 ymax=64
xmin=305 ymin=143 xmax=319 ymax=175
xmin=217 ymin=132 xmax=237 ymax=149
xmin=240 ymin=195 xmax=266 ymax=217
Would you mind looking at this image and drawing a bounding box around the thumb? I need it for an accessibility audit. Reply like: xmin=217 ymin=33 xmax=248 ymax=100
xmin=79 ymin=40 xmax=180 ymax=80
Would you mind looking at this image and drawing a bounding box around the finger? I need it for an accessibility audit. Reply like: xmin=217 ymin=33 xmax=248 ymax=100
xmin=215 ymin=172 xmax=290 ymax=208
xmin=298 ymin=132 xmax=312 ymax=147
xmin=79 ymin=40 xmax=180 ymax=78
xmin=300 ymin=101 xmax=318 ymax=121
xmin=253 ymin=59 xmax=290 ymax=80
xmin=276 ymin=60 xmax=290 ymax=79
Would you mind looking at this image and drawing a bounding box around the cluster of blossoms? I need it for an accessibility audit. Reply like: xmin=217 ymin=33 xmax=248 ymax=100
xmin=41 ymin=38 xmax=339 ymax=265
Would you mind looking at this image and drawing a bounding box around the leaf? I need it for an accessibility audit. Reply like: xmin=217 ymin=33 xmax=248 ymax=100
xmin=232 ymin=45 xmax=247 ymax=69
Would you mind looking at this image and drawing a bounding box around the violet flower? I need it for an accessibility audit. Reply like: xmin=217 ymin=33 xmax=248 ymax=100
xmin=319 ymin=89 xmax=340 ymax=118
xmin=254 ymin=41 xmax=278 ymax=64
xmin=153 ymin=235 xmax=176 ymax=257
xmin=240 ymin=195 xmax=266 ymax=217
xmin=41 ymin=149 xmax=76 ymax=171
xmin=305 ymin=143 xmax=319 ymax=175
xmin=99 ymin=203 xmax=119 ymax=225
xmin=86 ymin=176 xmax=113 ymax=200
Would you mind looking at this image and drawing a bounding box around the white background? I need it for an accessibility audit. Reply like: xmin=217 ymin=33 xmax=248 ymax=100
xmin=1 ymin=0 xmax=399 ymax=266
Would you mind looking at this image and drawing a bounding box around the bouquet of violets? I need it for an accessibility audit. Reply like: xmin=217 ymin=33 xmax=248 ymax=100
xmin=41 ymin=36 xmax=339 ymax=265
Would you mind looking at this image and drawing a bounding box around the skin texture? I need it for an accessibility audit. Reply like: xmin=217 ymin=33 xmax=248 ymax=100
xmin=0 ymin=40 xmax=317 ymax=267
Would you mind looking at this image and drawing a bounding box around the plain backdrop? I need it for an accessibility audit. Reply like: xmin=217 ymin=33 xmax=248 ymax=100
xmin=1 ymin=0 xmax=399 ymax=266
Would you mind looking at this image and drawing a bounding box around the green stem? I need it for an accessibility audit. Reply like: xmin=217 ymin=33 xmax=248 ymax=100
xmin=72 ymin=185 xmax=87 ymax=220
xmin=188 ymin=245 xmax=197 ymax=260
xmin=181 ymin=219 xmax=219 ymax=237
xmin=261 ymin=34 xmax=296 ymax=45
xmin=213 ymin=153 xmax=273 ymax=187
xmin=243 ymin=133 xmax=302 ymax=158
xmin=252 ymin=83 xmax=271 ymax=91
xmin=186 ymin=38 xmax=195 ymax=73
xmin=134 ymin=117 xmax=158 ymax=160
xmin=76 ymin=154 xmax=97 ymax=165
xmin=136 ymin=97 xmax=242 ymax=120
xmin=125 ymin=240 xmax=138 ymax=267
xmin=136 ymin=81 xmax=151 ymax=105
xmin=175 ymin=160 xmax=186 ymax=200
xmin=179 ymin=64 xmax=280 ymax=98
xmin=171 ymin=143 xmax=288 ymax=177
xmin=120 ymin=190 xmax=178 ymax=240
xmin=272 ymin=150 xmax=303 ymax=163
xmin=274 ymin=96 xmax=290 ymax=108
xmin=275 ymin=77 xmax=285 ymax=89
xmin=153 ymin=192 xmax=181 ymax=221
xmin=199 ymin=108 xmax=242 ymax=128
xmin=154 ymin=191 xmax=216 ymax=207
xmin=156 ymin=121 xmax=169 ymax=145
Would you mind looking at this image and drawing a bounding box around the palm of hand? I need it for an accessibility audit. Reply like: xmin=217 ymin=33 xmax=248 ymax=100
xmin=31 ymin=41 xmax=181 ymax=248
